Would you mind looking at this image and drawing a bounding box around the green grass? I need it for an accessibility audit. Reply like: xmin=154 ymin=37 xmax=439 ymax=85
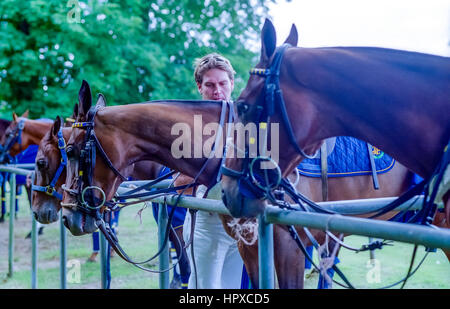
xmin=0 ymin=190 xmax=160 ymax=289
xmin=303 ymin=235 xmax=450 ymax=289
xmin=0 ymin=189 xmax=449 ymax=289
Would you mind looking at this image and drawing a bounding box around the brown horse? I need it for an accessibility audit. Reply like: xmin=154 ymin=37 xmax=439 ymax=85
xmin=32 ymin=114 xmax=191 ymax=285
xmin=220 ymin=19 xmax=450 ymax=257
xmin=60 ymin=81 xmax=419 ymax=288
xmin=0 ymin=111 xmax=52 ymax=157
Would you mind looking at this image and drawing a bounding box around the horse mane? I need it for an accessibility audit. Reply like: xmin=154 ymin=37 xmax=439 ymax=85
xmin=326 ymin=46 xmax=449 ymax=77
xmin=136 ymin=99 xmax=224 ymax=107
xmin=286 ymin=46 xmax=450 ymax=106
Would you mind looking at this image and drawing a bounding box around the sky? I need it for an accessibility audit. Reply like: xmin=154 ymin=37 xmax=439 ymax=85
xmin=267 ymin=0 xmax=450 ymax=56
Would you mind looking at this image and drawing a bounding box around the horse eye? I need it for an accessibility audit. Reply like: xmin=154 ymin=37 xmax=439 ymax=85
xmin=36 ymin=159 xmax=48 ymax=170
xmin=66 ymin=145 xmax=76 ymax=159
xmin=237 ymin=101 xmax=249 ymax=115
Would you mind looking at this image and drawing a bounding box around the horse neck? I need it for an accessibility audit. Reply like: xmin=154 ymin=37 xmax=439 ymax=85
xmin=284 ymin=47 xmax=450 ymax=178
xmin=24 ymin=120 xmax=53 ymax=146
xmin=95 ymin=102 xmax=226 ymax=186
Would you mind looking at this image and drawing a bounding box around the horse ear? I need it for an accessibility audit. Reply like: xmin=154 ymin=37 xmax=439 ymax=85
xmin=96 ymin=93 xmax=107 ymax=108
xmin=78 ymin=80 xmax=92 ymax=118
xmin=21 ymin=110 xmax=29 ymax=118
xmin=260 ymin=18 xmax=277 ymax=63
xmin=12 ymin=112 xmax=18 ymax=122
xmin=283 ymin=24 xmax=298 ymax=47
xmin=52 ymin=116 xmax=62 ymax=137
xmin=72 ymin=103 xmax=79 ymax=119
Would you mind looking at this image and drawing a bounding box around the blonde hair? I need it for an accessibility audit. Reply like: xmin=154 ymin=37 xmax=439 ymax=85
xmin=194 ymin=53 xmax=236 ymax=84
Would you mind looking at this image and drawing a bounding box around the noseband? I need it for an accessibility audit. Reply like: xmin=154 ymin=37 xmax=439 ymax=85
xmin=221 ymin=43 xmax=315 ymax=200
xmin=31 ymin=127 xmax=67 ymax=200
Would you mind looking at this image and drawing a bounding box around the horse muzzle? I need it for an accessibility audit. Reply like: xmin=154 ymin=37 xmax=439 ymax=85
xmin=61 ymin=207 xmax=97 ymax=236
xmin=32 ymin=200 xmax=60 ymax=224
xmin=221 ymin=176 xmax=267 ymax=218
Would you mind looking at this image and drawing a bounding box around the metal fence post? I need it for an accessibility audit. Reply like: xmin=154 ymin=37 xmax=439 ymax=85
xmin=8 ymin=173 xmax=16 ymax=277
xmin=100 ymin=229 xmax=108 ymax=289
xmin=31 ymin=172 xmax=38 ymax=289
xmin=158 ymin=202 xmax=170 ymax=289
xmin=258 ymin=212 xmax=274 ymax=289
xmin=60 ymin=210 xmax=67 ymax=289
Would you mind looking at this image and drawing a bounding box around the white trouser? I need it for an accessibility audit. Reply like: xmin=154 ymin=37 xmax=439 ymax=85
xmin=183 ymin=187 xmax=243 ymax=289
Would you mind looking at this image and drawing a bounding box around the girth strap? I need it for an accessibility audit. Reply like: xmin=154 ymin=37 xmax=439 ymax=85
xmin=367 ymin=143 xmax=380 ymax=190
xmin=320 ymin=142 xmax=328 ymax=201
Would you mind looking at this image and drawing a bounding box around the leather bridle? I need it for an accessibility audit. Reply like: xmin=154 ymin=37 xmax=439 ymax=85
xmin=221 ymin=43 xmax=315 ymax=201
xmin=62 ymin=103 xmax=124 ymax=218
xmin=31 ymin=126 xmax=67 ymax=200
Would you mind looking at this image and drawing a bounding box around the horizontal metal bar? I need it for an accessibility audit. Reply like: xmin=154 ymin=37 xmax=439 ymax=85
xmin=8 ymin=163 xmax=35 ymax=169
xmin=118 ymin=179 xmax=174 ymax=190
xmin=116 ymin=182 xmax=449 ymax=249
xmin=265 ymin=206 xmax=450 ymax=249
xmin=295 ymin=195 xmax=443 ymax=214
xmin=0 ymin=165 xmax=34 ymax=176
xmin=116 ymin=186 xmax=231 ymax=215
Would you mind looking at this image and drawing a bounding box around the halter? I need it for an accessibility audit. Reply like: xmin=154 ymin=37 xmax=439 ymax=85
xmin=31 ymin=127 xmax=67 ymax=200
xmin=221 ymin=43 xmax=315 ymax=200
xmin=0 ymin=119 xmax=25 ymax=163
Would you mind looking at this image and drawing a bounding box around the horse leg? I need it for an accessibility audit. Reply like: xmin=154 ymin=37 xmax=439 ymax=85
xmin=273 ymin=225 xmax=305 ymax=289
xmin=237 ymin=241 xmax=260 ymax=288
xmin=434 ymin=192 xmax=450 ymax=261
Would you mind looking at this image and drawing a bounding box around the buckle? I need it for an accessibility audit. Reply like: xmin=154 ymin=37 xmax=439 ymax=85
xmin=45 ymin=186 xmax=55 ymax=196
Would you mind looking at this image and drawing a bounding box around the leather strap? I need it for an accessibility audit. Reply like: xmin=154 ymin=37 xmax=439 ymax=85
xmin=367 ymin=143 xmax=380 ymax=190
xmin=320 ymin=142 xmax=328 ymax=201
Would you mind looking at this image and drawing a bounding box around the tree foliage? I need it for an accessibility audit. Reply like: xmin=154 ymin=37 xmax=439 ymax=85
xmin=0 ymin=0 xmax=274 ymax=119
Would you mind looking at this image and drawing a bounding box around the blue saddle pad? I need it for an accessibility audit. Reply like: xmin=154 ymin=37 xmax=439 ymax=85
xmin=297 ymin=136 xmax=395 ymax=178
xmin=14 ymin=145 xmax=39 ymax=184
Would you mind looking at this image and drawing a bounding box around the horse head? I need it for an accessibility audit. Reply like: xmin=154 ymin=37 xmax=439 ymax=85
xmin=61 ymin=80 xmax=137 ymax=235
xmin=32 ymin=116 xmax=67 ymax=223
xmin=32 ymin=101 xmax=79 ymax=224
xmin=221 ymin=19 xmax=322 ymax=218
xmin=59 ymin=80 xmax=104 ymax=235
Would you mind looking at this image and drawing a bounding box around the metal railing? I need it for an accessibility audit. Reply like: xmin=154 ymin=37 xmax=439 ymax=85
xmin=3 ymin=165 xmax=449 ymax=289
